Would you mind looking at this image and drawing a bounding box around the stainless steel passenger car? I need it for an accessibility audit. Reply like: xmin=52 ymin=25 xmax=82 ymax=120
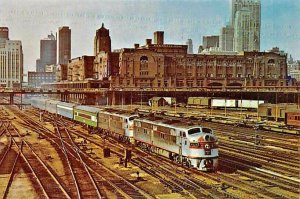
xmin=57 ymin=101 xmax=76 ymax=119
xmin=45 ymin=100 xmax=60 ymax=114
xmin=30 ymin=97 xmax=48 ymax=110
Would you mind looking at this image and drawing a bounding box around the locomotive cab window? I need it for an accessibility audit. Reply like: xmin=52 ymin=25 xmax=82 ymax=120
xmin=129 ymin=116 xmax=137 ymax=121
xmin=188 ymin=128 xmax=201 ymax=135
xmin=202 ymin=128 xmax=212 ymax=134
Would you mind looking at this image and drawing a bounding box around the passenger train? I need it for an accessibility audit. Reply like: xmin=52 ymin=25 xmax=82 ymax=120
xmin=30 ymin=97 xmax=219 ymax=171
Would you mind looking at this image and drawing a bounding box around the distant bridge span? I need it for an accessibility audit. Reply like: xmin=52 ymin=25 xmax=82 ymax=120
xmin=0 ymin=86 xmax=299 ymax=105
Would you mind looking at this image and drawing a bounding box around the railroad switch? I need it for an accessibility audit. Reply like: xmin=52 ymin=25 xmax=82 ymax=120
xmin=136 ymin=171 xmax=141 ymax=181
xmin=46 ymin=155 xmax=53 ymax=161
xmin=38 ymin=134 xmax=45 ymax=139
xmin=220 ymin=183 xmax=230 ymax=190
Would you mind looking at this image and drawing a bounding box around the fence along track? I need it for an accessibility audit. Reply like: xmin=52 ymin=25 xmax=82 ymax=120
xmin=6 ymin=124 xmax=71 ymax=199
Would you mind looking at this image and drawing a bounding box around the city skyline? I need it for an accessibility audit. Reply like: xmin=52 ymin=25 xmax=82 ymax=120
xmin=0 ymin=0 xmax=299 ymax=74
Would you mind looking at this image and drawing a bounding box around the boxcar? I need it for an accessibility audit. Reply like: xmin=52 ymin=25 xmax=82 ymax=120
xmin=45 ymin=100 xmax=60 ymax=114
xmin=285 ymin=111 xmax=300 ymax=127
xmin=237 ymin=100 xmax=265 ymax=109
xmin=57 ymin=102 xmax=76 ymax=119
xmin=73 ymin=105 xmax=102 ymax=127
xmin=187 ymin=97 xmax=210 ymax=107
xmin=31 ymin=97 xmax=48 ymax=110
xmin=211 ymin=99 xmax=237 ymax=108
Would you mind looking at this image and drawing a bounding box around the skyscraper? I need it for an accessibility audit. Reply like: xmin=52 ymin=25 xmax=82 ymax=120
xmin=186 ymin=39 xmax=193 ymax=54
xmin=0 ymin=27 xmax=23 ymax=87
xmin=231 ymin=0 xmax=261 ymax=52
xmin=58 ymin=26 xmax=71 ymax=64
xmin=36 ymin=32 xmax=57 ymax=72
xmin=203 ymin=36 xmax=219 ymax=50
xmin=220 ymin=25 xmax=234 ymax=51
xmin=94 ymin=23 xmax=111 ymax=55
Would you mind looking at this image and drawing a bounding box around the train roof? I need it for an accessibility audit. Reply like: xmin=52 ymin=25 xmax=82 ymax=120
xmin=57 ymin=101 xmax=77 ymax=107
xmin=286 ymin=109 xmax=300 ymax=114
xmin=46 ymin=99 xmax=60 ymax=104
xmin=135 ymin=116 xmax=206 ymax=130
xmin=74 ymin=105 xmax=102 ymax=113
xmin=102 ymin=108 xmax=137 ymax=117
xmin=31 ymin=97 xmax=49 ymax=102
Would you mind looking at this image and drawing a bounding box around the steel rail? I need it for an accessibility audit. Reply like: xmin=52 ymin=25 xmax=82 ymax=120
xmin=54 ymin=124 xmax=82 ymax=199
xmin=7 ymin=125 xmax=71 ymax=199
xmin=10 ymin=107 xmax=150 ymax=198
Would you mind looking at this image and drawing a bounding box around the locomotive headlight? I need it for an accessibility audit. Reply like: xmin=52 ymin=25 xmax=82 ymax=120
xmin=205 ymin=144 xmax=210 ymax=149
xmin=205 ymin=135 xmax=210 ymax=141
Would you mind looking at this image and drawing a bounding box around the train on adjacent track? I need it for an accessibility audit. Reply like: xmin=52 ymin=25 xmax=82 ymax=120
xmin=30 ymin=97 xmax=219 ymax=171
xmin=285 ymin=111 xmax=300 ymax=128
xmin=187 ymin=97 xmax=265 ymax=109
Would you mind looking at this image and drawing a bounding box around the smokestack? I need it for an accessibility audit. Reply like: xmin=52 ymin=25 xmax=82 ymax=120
xmin=154 ymin=31 xmax=164 ymax=45
xmin=146 ymin=39 xmax=152 ymax=45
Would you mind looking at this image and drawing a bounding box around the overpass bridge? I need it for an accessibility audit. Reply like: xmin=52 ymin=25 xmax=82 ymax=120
xmin=0 ymin=86 xmax=299 ymax=105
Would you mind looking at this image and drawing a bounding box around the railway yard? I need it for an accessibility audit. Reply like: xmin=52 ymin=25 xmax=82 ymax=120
xmin=0 ymin=97 xmax=299 ymax=199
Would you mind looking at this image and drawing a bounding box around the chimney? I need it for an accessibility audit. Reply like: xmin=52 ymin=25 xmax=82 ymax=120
xmin=154 ymin=31 xmax=164 ymax=45
xmin=146 ymin=39 xmax=152 ymax=45
xmin=134 ymin=43 xmax=140 ymax=49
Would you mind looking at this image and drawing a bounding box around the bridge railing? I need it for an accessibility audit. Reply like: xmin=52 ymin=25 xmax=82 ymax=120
xmin=1 ymin=86 xmax=299 ymax=93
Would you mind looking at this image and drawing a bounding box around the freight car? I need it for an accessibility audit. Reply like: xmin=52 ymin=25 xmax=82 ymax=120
xmin=187 ymin=97 xmax=264 ymax=109
xmin=285 ymin=111 xmax=300 ymax=128
xmin=211 ymin=99 xmax=237 ymax=108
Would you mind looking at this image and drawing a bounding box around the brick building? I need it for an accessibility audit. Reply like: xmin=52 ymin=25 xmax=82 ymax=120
xmin=67 ymin=56 xmax=95 ymax=81
xmin=55 ymin=64 xmax=68 ymax=82
xmin=42 ymin=28 xmax=288 ymax=91
xmin=28 ymin=71 xmax=55 ymax=87
xmin=111 ymin=31 xmax=287 ymax=88
xmin=94 ymin=51 xmax=120 ymax=80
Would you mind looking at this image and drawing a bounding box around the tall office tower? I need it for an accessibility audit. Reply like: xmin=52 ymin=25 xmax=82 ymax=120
xmin=231 ymin=0 xmax=261 ymax=52
xmin=0 ymin=27 xmax=23 ymax=87
xmin=203 ymin=36 xmax=219 ymax=50
xmin=94 ymin=23 xmax=111 ymax=55
xmin=154 ymin=31 xmax=164 ymax=45
xmin=36 ymin=32 xmax=57 ymax=72
xmin=58 ymin=26 xmax=71 ymax=64
xmin=220 ymin=25 xmax=234 ymax=51
xmin=186 ymin=39 xmax=193 ymax=54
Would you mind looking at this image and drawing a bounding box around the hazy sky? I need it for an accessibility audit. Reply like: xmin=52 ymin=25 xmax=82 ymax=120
xmin=0 ymin=0 xmax=299 ymax=74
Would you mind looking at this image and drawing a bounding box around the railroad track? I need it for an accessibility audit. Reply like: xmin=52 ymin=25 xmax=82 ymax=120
xmin=5 ymin=123 xmax=71 ymax=199
xmin=7 ymin=106 xmax=153 ymax=199
xmin=7 ymin=105 xmax=300 ymax=198
xmin=0 ymin=135 xmax=20 ymax=198
xmin=53 ymin=122 xmax=102 ymax=198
